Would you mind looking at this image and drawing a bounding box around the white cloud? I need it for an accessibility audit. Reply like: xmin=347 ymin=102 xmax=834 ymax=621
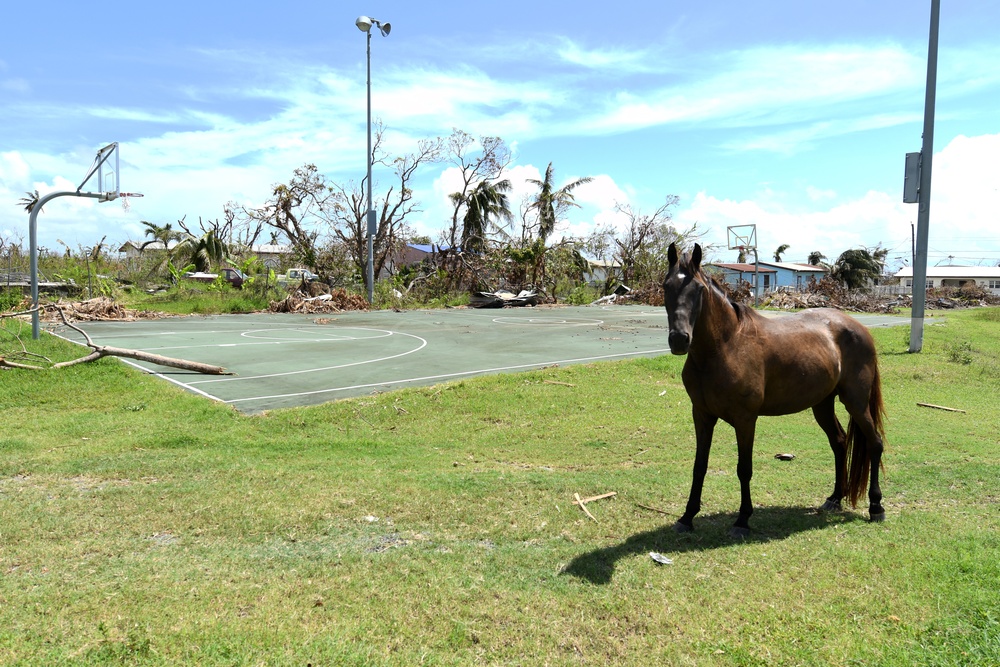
xmin=675 ymin=189 xmax=911 ymax=264
xmin=556 ymin=39 xmax=652 ymax=71
xmin=673 ymin=130 xmax=1000 ymax=268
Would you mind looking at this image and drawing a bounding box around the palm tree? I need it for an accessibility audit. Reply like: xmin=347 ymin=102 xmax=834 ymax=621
xmin=139 ymin=221 xmax=182 ymax=251
xmin=454 ymin=179 xmax=513 ymax=253
xmin=773 ymin=244 xmax=791 ymax=262
xmin=807 ymin=251 xmax=827 ymax=266
xmin=19 ymin=190 xmax=40 ymax=213
xmin=526 ymin=163 xmax=593 ymax=242
xmin=172 ymin=229 xmax=229 ymax=273
xmin=831 ymin=248 xmax=884 ymax=290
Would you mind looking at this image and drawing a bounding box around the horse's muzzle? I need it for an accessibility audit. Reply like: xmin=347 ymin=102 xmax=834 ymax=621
xmin=668 ymin=331 xmax=691 ymax=355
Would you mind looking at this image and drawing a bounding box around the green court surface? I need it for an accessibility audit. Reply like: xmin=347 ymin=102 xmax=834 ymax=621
xmin=51 ymin=305 xmax=907 ymax=414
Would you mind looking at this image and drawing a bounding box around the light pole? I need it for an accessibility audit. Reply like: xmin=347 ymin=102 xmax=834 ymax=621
xmin=356 ymin=15 xmax=391 ymax=304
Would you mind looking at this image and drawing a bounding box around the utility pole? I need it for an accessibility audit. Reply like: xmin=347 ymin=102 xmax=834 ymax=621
xmin=906 ymin=0 xmax=940 ymax=353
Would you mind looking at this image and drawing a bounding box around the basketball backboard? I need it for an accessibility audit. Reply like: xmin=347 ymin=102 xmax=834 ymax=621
xmin=727 ymin=224 xmax=757 ymax=251
xmin=77 ymin=142 xmax=120 ymax=200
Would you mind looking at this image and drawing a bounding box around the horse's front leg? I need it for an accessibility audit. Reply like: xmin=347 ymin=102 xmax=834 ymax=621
xmin=675 ymin=408 xmax=718 ymax=533
xmin=731 ymin=418 xmax=758 ymax=538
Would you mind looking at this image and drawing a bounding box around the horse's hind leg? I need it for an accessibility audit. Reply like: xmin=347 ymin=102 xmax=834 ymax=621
xmin=813 ymin=395 xmax=847 ymax=512
xmin=841 ymin=388 xmax=886 ymax=522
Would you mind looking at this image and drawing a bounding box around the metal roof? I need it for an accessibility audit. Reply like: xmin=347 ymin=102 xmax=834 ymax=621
xmin=895 ymin=266 xmax=1000 ymax=278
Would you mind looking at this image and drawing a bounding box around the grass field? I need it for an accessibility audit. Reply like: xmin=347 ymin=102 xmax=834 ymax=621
xmin=1 ymin=308 xmax=998 ymax=666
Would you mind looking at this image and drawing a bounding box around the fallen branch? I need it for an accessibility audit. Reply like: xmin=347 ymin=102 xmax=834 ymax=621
xmin=917 ymin=402 xmax=966 ymax=414
xmin=543 ymin=380 xmax=576 ymax=388
xmin=2 ymin=306 xmax=232 ymax=375
xmin=574 ymin=491 xmax=617 ymax=505
xmin=52 ymin=345 xmax=231 ymax=374
xmin=574 ymin=493 xmax=598 ymax=522
xmin=0 ymin=357 xmax=45 ymax=370
xmin=636 ymin=503 xmax=671 ymax=515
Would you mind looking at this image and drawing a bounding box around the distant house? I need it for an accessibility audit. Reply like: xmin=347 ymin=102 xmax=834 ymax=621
xmin=382 ymin=243 xmax=454 ymax=278
xmin=118 ymin=240 xmax=170 ymax=259
xmin=893 ymin=266 xmax=1000 ymax=295
xmin=706 ymin=262 xmax=777 ymax=298
xmin=249 ymin=244 xmax=293 ymax=269
xmin=753 ymin=261 xmax=830 ymax=291
xmin=584 ymin=258 xmax=621 ymax=287
xmin=707 ymin=261 xmax=829 ymax=298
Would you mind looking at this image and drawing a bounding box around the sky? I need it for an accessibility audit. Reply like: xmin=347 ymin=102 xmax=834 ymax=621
xmin=2 ymin=0 xmax=998 ymax=272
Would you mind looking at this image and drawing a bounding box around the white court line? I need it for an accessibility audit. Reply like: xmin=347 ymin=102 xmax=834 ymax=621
xmin=188 ymin=330 xmax=428 ymax=385
xmin=224 ymin=347 xmax=672 ymax=405
xmin=491 ymin=316 xmax=603 ymax=326
xmin=134 ymin=327 xmax=396 ymax=353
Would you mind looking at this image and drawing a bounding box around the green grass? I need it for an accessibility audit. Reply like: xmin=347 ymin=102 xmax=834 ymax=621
xmin=119 ymin=282 xmax=284 ymax=315
xmin=1 ymin=309 xmax=998 ymax=665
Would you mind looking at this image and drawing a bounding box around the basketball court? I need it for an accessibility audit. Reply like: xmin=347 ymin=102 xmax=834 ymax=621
xmin=50 ymin=306 xmax=907 ymax=414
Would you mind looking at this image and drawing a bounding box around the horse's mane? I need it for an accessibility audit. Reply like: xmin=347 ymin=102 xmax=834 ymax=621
xmin=704 ymin=271 xmax=758 ymax=325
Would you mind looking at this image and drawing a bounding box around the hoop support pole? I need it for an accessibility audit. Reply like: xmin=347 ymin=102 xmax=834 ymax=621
xmin=28 ymin=190 xmax=112 ymax=339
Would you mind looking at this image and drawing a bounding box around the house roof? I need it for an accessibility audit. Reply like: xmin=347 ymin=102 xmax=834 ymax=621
xmin=119 ymin=240 xmax=174 ymax=252
xmin=756 ymin=261 xmax=828 ymax=273
xmin=407 ymin=243 xmax=453 ymax=253
xmin=708 ymin=263 xmax=777 ymax=273
xmin=895 ymin=266 xmax=1000 ymax=279
xmin=251 ymin=244 xmax=292 ymax=254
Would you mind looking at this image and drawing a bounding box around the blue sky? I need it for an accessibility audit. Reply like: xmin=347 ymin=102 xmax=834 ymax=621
xmin=3 ymin=1 xmax=998 ymax=271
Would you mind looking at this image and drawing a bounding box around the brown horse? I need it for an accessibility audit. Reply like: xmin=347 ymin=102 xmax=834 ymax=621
xmin=663 ymin=243 xmax=886 ymax=537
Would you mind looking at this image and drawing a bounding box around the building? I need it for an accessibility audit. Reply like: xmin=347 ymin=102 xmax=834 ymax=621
xmin=706 ymin=261 xmax=828 ymax=298
xmin=706 ymin=262 xmax=777 ymax=298
xmin=893 ymin=266 xmax=1000 ymax=295
xmin=249 ymin=244 xmax=293 ymax=269
xmin=754 ymin=261 xmax=830 ymax=291
xmin=583 ymin=258 xmax=621 ymax=287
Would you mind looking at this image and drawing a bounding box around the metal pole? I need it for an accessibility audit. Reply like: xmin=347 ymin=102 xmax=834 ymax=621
xmin=28 ymin=191 xmax=107 ymax=339
xmin=909 ymin=0 xmax=940 ymax=353
xmin=365 ymin=30 xmax=375 ymax=304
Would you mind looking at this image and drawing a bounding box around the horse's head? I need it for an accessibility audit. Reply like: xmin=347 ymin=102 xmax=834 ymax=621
xmin=663 ymin=242 xmax=706 ymax=355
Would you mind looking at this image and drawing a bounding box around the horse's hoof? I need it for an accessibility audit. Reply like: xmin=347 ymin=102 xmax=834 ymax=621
xmin=729 ymin=526 xmax=751 ymax=539
xmin=819 ymin=499 xmax=843 ymax=513
xmin=869 ymin=512 xmax=886 ymax=523
xmin=673 ymin=521 xmax=694 ymax=534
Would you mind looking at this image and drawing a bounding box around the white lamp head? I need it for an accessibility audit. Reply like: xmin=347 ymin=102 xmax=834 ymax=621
xmin=355 ymin=16 xmax=373 ymax=32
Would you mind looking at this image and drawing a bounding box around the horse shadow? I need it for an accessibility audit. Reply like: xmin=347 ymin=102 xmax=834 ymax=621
xmin=562 ymin=506 xmax=861 ymax=585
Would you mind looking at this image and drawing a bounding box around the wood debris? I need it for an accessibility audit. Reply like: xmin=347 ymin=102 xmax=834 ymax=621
xmin=39 ymin=297 xmax=163 ymax=322
xmin=574 ymin=493 xmax=598 ymax=522
xmin=573 ymin=491 xmax=616 ymax=522
xmin=269 ymin=289 xmax=369 ymax=314
xmin=917 ymin=402 xmax=967 ymax=414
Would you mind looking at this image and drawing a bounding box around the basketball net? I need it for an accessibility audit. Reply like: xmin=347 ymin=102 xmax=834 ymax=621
xmin=118 ymin=192 xmax=144 ymax=213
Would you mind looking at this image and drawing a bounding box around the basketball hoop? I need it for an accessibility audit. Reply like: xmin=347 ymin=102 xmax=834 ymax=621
xmin=118 ymin=192 xmax=144 ymax=213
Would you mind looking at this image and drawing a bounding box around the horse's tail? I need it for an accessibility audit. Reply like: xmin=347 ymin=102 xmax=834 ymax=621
xmin=844 ymin=362 xmax=886 ymax=507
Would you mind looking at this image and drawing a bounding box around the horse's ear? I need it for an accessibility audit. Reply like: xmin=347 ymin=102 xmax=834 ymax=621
xmin=692 ymin=243 xmax=702 ymax=270
xmin=668 ymin=242 xmax=678 ymax=267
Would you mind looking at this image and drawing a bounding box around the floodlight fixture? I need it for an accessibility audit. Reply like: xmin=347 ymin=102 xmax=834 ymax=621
xmin=356 ymin=16 xmax=389 ymax=35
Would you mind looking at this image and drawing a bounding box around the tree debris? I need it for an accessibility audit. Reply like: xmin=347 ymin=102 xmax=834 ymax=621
xmin=269 ymin=289 xmax=369 ymax=314
xmin=917 ymin=402 xmax=966 ymax=414
xmin=574 ymin=493 xmax=598 ymax=522
xmin=3 ymin=306 xmax=230 ymax=375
